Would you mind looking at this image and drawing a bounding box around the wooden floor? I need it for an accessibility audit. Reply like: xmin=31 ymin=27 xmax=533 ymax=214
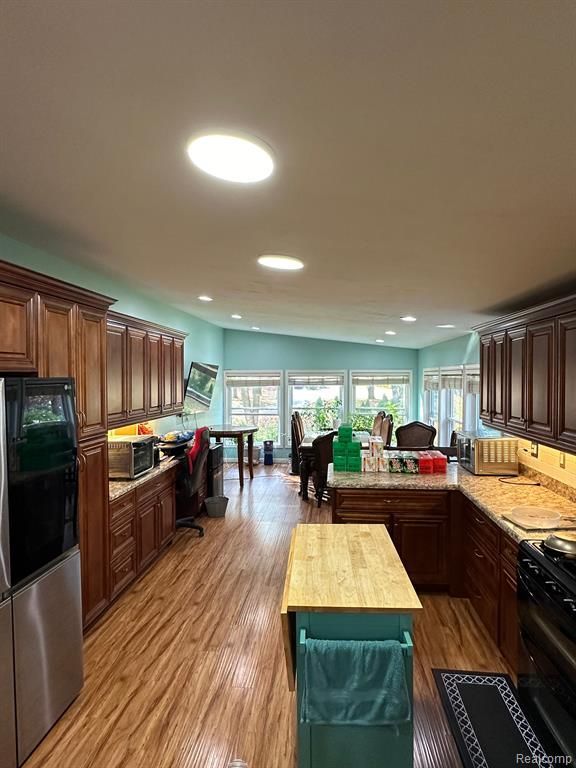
xmin=24 ymin=464 xmax=510 ymax=768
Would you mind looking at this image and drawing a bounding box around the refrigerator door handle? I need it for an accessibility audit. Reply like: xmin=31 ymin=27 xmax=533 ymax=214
xmin=0 ymin=379 xmax=11 ymax=596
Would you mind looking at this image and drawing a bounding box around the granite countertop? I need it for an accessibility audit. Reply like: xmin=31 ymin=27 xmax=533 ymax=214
xmin=109 ymin=458 xmax=180 ymax=501
xmin=327 ymin=463 xmax=576 ymax=543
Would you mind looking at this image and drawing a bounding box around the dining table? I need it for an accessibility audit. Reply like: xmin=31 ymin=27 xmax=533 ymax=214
xmin=209 ymin=424 xmax=259 ymax=489
xmin=298 ymin=430 xmax=371 ymax=501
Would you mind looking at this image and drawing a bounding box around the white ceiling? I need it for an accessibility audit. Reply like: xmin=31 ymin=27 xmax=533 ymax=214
xmin=1 ymin=0 xmax=576 ymax=348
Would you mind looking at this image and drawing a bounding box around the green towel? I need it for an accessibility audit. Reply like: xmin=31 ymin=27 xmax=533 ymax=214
xmin=301 ymin=639 xmax=410 ymax=726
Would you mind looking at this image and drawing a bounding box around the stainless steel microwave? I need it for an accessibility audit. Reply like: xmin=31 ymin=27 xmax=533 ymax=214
xmin=108 ymin=435 xmax=155 ymax=479
xmin=456 ymin=430 xmax=518 ymax=476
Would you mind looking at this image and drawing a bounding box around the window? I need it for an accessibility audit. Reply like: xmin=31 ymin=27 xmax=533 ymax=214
xmin=287 ymin=372 xmax=345 ymax=434
xmin=350 ymin=371 xmax=412 ymax=432
xmin=224 ymin=372 xmax=282 ymax=444
xmin=422 ymin=364 xmax=480 ymax=444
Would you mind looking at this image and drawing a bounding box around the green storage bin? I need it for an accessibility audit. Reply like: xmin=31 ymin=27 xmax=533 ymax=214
xmin=337 ymin=425 xmax=353 ymax=443
xmin=333 ymin=457 xmax=348 ymax=472
xmin=345 ymin=440 xmax=361 ymax=456
xmin=347 ymin=457 xmax=362 ymax=472
xmin=333 ymin=439 xmax=347 ymax=456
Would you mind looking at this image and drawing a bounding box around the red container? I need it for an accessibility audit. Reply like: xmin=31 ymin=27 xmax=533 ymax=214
xmin=417 ymin=451 xmax=434 ymax=474
xmin=430 ymin=450 xmax=447 ymax=473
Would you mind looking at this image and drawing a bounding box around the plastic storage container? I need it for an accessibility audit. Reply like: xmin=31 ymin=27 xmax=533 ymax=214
xmin=205 ymin=496 xmax=229 ymax=517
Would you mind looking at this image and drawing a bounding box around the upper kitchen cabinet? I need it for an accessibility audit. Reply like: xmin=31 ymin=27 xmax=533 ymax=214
xmin=558 ymin=313 xmax=576 ymax=451
xmin=0 ymin=283 xmax=37 ymax=372
xmin=106 ymin=312 xmax=186 ymax=428
xmin=77 ymin=306 xmax=109 ymax=439
xmin=476 ymin=293 xmax=576 ymax=452
xmin=37 ymin=296 xmax=76 ymax=378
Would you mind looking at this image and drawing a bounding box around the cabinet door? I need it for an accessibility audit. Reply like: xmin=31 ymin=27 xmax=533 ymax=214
xmin=173 ymin=338 xmax=184 ymax=411
xmin=526 ymin=320 xmax=556 ymax=439
xmin=480 ymin=335 xmax=492 ymax=422
xmin=106 ymin=320 xmax=127 ymax=427
xmin=147 ymin=332 xmax=162 ymax=417
xmin=127 ymin=327 xmax=147 ymax=420
xmin=505 ymin=327 xmax=527 ymax=432
xmin=499 ymin=561 xmax=518 ymax=671
xmin=79 ymin=437 xmax=109 ymax=627
xmin=77 ymin=306 xmax=107 ymax=438
xmin=37 ymin=295 xmax=76 ymax=378
xmin=161 ymin=335 xmax=174 ymax=414
xmin=491 ymin=332 xmax=506 ymax=426
xmin=558 ymin=314 xmax=576 ymax=450
xmin=138 ymin=499 xmax=159 ymax=571
xmin=392 ymin=513 xmax=449 ymax=587
xmin=158 ymin=486 xmax=175 ymax=549
xmin=0 ymin=284 xmax=37 ymax=371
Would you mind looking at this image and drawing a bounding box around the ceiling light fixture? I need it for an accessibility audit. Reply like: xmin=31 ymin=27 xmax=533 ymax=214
xmin=251 ymin=326 xmax=260 ymax=331
xmin=197 ymin=295 xmax=213 ymax=302
xmin=437 ymin=324 xmax=455 ymax=329
xmin=257 ymin=254 xmax=304 ymax=271
xmin=385 ymin=330 xmax=397 ymax=336
xmin=375 ymin=339 xmax=385 ymax=344
xmin=231 ymin=314 xmax=242 ymax=320
xmin=400 ymin=315 xmax=417 ymax=322
xmin=186 ymin=133 xmax=274 ymax=183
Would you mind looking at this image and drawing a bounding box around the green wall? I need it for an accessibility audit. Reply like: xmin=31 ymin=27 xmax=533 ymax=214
xmin=0 ymin=233 xmax=225 ymax=429
xmin=416 ymin=333 xmax=480 ymax=419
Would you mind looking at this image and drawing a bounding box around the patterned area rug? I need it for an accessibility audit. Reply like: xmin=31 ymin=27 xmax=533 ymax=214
xmin=433 ymin=669 xmax=552 ymax=768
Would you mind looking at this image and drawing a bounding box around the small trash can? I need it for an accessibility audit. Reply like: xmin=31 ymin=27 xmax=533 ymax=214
xmin=263 ymin=440 xmax=274 ymax=465
xmin=205 ymin=496 xmax=229 ymax=517
xmin=244 ymin=445 xmax=261 ymax=465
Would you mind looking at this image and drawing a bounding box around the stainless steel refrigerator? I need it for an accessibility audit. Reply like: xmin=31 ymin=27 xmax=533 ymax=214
xmin=0 ymin=377 xmax=84 ymax=768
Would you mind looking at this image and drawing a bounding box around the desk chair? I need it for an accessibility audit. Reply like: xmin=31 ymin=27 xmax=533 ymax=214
xmin=176 ymin=426 xmax=210 ymax=537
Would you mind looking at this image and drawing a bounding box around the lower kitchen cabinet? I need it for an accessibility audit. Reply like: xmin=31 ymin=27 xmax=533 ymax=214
xmin=138 ymin=498 xmax=159 ymax=570
xmin=499 ymin=534 xmax=519 ymax=671
xmin=158 ymin=486 xmax=176 ymax=549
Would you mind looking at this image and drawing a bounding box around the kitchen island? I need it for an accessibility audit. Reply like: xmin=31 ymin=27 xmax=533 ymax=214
xmin=281 ymin=524 xmax=422 ymax=768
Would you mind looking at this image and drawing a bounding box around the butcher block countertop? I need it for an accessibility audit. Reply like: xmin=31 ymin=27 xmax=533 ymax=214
xmin=281 ymin=524 xmax=422 ymax=615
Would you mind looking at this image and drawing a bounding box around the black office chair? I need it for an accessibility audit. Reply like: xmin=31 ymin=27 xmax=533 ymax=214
xmin=176 ymin=427 xmax=210 ymax=537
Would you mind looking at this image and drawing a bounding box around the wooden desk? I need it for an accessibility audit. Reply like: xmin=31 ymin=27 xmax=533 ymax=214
xmin=298 ymin=431 xmax=371 ymax=501
xmin=209 ymin=425 xmax=258 ymax=489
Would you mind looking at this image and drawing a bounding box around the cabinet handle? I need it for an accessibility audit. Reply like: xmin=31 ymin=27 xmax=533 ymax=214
xmin=475 ymin=517 xmax=485 ymax=525
xmin=473 ymin=548 xmax=485 ymax=559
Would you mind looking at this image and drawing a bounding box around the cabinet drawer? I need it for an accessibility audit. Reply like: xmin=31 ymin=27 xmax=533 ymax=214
xmin=334 ymin=489 xmax=449 ymax=513
xmin=334 ymin=510 xmax=392 ymax=527
xmin=465 ymin=533 xmax=498 ymax=595
xmin=465 ymin=502 xmax=499 ymax=553
xmin=110 ymin=549 xmax=136 ymax=600
xmin=110 ymin=516 xmax=136 ymax=561
xmin=500 ymin=533 xmax=518 ymax=572
xmin=466 ymin=570 xmax=499 ymax=641
xmin=110 ymin=491 xmax=136 ymax=524
xmin=136 ymin=474 xmax=171 ymax=505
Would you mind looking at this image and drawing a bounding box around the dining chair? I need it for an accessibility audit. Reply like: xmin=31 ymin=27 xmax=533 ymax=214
xmin=310 ymin=430 xmax=337 ymax=507
xmin=395 ymin=421 xmax=436 ymax=448
xmin=371 ymin=411 xmax=385 ymax=436
xmin=380 ymin=415 xmax=393 ymax=445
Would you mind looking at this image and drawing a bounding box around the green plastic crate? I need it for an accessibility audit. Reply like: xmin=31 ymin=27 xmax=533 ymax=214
xmin=337 ymin=425 xmax=353 ymax=443
xmin=333 ymin=439 xmax=347 ymax=456
xmin=347 ymin=457 xmax=362 ymax=472
xmin=345 ymin=440 xmax=362 ymax=455
xmin=333 ymin=457 xmax=348 ymax=472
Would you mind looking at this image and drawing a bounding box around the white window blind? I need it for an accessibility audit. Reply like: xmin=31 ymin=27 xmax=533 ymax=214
xmin=225 ymin=373 xmax=281 ymax=388
xmin=288 ymin=373 xmax=345 ymax=387
xmin=440 ymin=369 xmax=463 ymax=391
xmin=351 ymin=373 xmax=411 ymax=387
xmin=423 ymin=370 xmax=439 ymax=391
xmin=466 ymin=371 xmax=480 ymax=395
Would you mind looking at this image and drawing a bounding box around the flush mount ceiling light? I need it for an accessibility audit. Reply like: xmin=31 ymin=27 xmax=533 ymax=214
xmin=375 ymin=339 xmax=385 ymax=343
xmin=437 ymin=324 xmax=455 ymax=329
xmin=197 ymin=295 xmax=213 ymax=302
xmin=257 ymin=254 xmax=304 ymax=271
xmin=385 ymin=330 xmax=397 ymax=336
xmin=251 ymin=326 xmax=260 ymax=330
xmin=231 ymin=314 xmax=242 ymax=320
xmin=400 ymin=315 xmax=417 ymax=322
xmin=186 ymin=133 xmax=274 ymax=183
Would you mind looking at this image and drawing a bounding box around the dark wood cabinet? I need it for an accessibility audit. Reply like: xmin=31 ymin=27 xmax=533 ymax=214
xmin=37 ymin=296 xmax=76 ymax=378
xmin=79 ymin=436 xmax=110 ymax=627
xmin=491 ymin=332 xmax=506 ymax=426
xmin=127 ymin=327 xmax=147 ymax=420
xmin=393 ymin=513 xmax=449 ymax=587
xmin=77 ymin=306 xmax=108 ymax=438
xmin=158 ymin=485 xmax=176 ymax=549
xmin=147 ymin=331 xmax=162 ymax=417
xmin=526 ymin=320 xmax=556 ymax=440
xmin=106 ymin=314 xmax=185 ymax=428
xmin=499 ymin=556 xmax=518 ymax=671
xmin=558 ymin=313 xmax=576 ymax=450
xmin=0 ymin=283 xmax=37 ymax=371
xmin=480 ymin=335 xmax=492 ymax=422
xmin=137 ymin=499 xmax=159 ymax=571
xmin=505 ymin=327 xmax=527 ymax=432
xmin=106 ymin=320 xmax=127 ymax=427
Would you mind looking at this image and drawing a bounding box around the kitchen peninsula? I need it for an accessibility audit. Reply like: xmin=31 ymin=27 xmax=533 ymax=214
xmin=281 ymin=524 xmax=422 ymax=768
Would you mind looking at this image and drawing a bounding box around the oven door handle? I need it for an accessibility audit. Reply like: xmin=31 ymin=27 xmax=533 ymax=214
xmin=518 ymin=569 xmax=540 ymax=603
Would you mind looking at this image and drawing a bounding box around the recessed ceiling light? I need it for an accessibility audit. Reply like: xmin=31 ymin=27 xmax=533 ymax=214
xmin=186 ymin=133 xmax=274 ymax=183
xmin=375 ymin=339 xmax=385 ymax=343
xmin=197 ymin=295 xmax=213 ymax=302
xmin=401 ymin=315 xmax=417 ymax=322
xmin=437 ymin=324 xmax=455 ymax=329
xmin=231 ymin=314 xmax=242 ymax=320
xmin=257 ymin=254 xmax=304 ymax=271
xmin=251 ymin=326 xmax=260 ymax=331
xmin=385 ymin=330 xmax=397 ymax=336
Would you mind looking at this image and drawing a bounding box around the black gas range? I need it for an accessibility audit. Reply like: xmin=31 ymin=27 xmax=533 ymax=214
xmin=517 ymin=539 xmax=576 ymax=758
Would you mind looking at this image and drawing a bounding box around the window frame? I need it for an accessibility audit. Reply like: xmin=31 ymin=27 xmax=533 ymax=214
xmin=285 ymin=369 xmax=347 ymax=441
xmin=224 ymin=369 xmax=284 ymax=446
xmin=422 ymin=364 xmax=480 ymax=444
xmin=348 ymin=369 xmax=413 ymax=429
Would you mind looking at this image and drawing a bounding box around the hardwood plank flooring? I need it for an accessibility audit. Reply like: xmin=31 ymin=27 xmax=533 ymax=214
xmin=24 ymin=464 xmax=510 ymax=768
